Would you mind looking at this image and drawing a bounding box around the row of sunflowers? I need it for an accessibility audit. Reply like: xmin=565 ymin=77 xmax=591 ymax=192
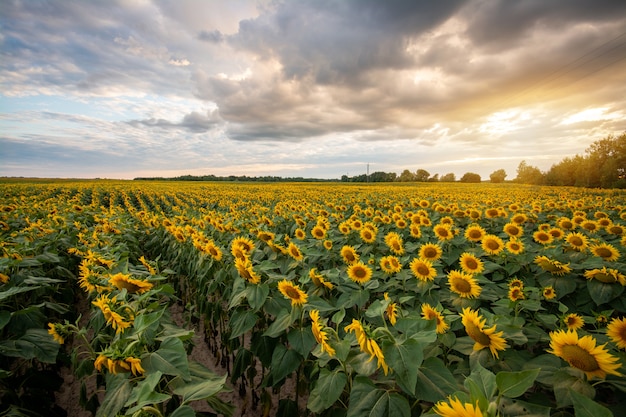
xmin=1 ymin=179 xmax=626 ymax=416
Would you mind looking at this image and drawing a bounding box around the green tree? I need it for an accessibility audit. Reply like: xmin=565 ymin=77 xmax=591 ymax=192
xmin=460 ymin=172 xmax=481 ymax=183
xmin=515 ymin=160 xmax=544 ymax=184
xmin=489 ymin=169 xmax=507 ymax=183
xmin=440 ymin=172 xmax=456 ymax=182
xmin=399 ymin=169 xmax=416 ymax=182
xmin=415 ymin=169 xmax=430 ymax=182
xmin=585 ymin=133 xmax=626 ymax=188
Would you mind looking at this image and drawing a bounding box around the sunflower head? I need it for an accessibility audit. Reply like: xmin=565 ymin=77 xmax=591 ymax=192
xmin=419 ymin=243 xmax=443 ymax=261
xmin=410 ymin=258 xmax=437 ymax=282
xmin=590 ymin=243 xmax=621 ymax=262
xmin=564 ymin=313 xmax=585 ymax=330
xmin=347 ymin=262 xmax=373 ymax=285
xmin=481 ymin=234 xmax=504 ymax=255
xmin=433 ymin=396 xmax=483 ymax=417
xmin=421 ymin=303 xmax=449 ymax=334
xmin=340 ymin=245 xmax=359 ymax=264
xmin=460 ymin=307 xmax=507 ymax=358
xmin=447 ymin=270 xmax=481 ymax=298
xmin=464 ymin=225 xmax=486 ymax=242
xmin=607 ymin=317 xmax=626 ymax=350
xmin=278 ymin=279 xmax=308 ymax=306
xmin=459 ymin=253 xmax=484 ymax=275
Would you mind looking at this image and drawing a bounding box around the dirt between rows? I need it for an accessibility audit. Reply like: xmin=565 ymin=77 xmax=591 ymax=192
xmin=55 ymin=301 xmax=305 ymax=417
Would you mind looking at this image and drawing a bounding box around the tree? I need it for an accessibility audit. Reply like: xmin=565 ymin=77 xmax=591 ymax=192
xmin=399 ymin=169 xmax=416 ymax=182
xmin=585 ymin=133 xmax=626 ymax=188
xmin=440 ymin=173 xmax=456 ymax=182
xmin=489 ymin=169 xmax=507 ymax=183
xmin=460 ymin=172 xmax=481 ymax=183
xmin=515 ymin=160 xmax=544 ymax=185
xmin=415 ymin=169 xmax=430 ymax=182
xmin=428 ymin=173 xmax=439 ymax=182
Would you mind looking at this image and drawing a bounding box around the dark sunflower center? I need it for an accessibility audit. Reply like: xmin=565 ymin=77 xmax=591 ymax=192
xmin=595 ymin=248 xmax=612 ymax=258
xmin=561 ymin=345 xmax=599 ymax=372
xmin=466 ymin=321 xmax=491 ymax=346
xmin=570 ymin=236 xmax=583 ymax=246
xmin=345 ymin=253 xmax=356 ymax=262
xmin=452 ymin=277 xmax=472 ymax=293
xmin=594 ymin=272 xmax=617 ymax=283
xmin=486 ymin=240 xmax=500 ymax=250
xmin=285 ymin=286 xmax=301 ymax=299
xmin=465 ymin=259 xmax=478 ymax=270
xmin=424 ymin=248 xmax=437 ymax=258
xmin=354 ymin=267 xmax=367 ymax=279
xmin=469 ymin=231 xmax=482 ymax=239
xmin=417 ymin=264 xmax=430 ymax=276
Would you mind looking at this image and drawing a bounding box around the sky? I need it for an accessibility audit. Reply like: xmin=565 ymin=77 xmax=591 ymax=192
xmin=1 ymin=0 xmax=626 ymax=180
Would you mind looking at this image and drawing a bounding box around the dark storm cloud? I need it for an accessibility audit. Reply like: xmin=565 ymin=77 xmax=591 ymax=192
xmin=198 ymin=30 xmax=224 ymax=43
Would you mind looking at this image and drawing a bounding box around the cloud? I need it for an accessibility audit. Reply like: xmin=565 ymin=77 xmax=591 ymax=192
xmin=127 ymin=109 xmax=222 ymax=133
xmin=198 ymin=30 xmax=224 ymax=43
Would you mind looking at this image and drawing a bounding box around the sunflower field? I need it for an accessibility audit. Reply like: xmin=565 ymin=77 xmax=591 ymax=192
xmin=1 ymin=179 xmax=625 ymax=417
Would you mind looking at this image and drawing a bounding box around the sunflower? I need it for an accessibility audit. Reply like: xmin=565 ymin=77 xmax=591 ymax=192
xmin=562 ymin=313 xmax=585 ymax=330
xmin=543 ymin=286 xmax=557 ymax=300
xmin=294 ymin=228 xmax=306 ymax=240
xmin=607 ymin=317 xmax=626 ymax=350
xmin=421 ymin=303 xmax=449 ymax=334
xmin=344 ymin=320 xmax=389 ymax=375
xmin=410 ymin=224 xmax=422 ymax=238
xmin=384 ymin=293 xmax=398 ymax=325
xmin=204 ymin=242 xmax=223 ymax=261
xmin=287 ymin=242 xmax=304 ymax=261
xmin=92 ymin=295 xmax=132 ymax=334
xmin=338 ymin=222 xmax=351 ymax=235
xmin=359 ymin=227 xmax=377 ymax=243
xmin=590 ymin=243 xmax=621 ymax=262
xmin=310 ymin=225 xmax=327 ymax=240
xmin=257 ymin=230 xmax=275 ymax=243
xmin=584 ymin=267 xmax=626 ymax=285
xmin=47 ymin=323 xmax=66 ymax=345
xmin=410 ymin=258 xmax=437 ymax=282
xmin=232 ymin=236 xmax=255 ymax=253
xmin=235 ymin=257 xmax=261 ymax=284
xmin=309 ymin=268 xmax=333 ymax=289
xmin=460 ymin=307 xmax=507 ymax=358
xmin=109 ymin=273 xmax=153 ymax=294
xmin=459 ymin=253 xmax=484 ymax=275
xmin=419 ymin=243 xmax=443 ymax=261
xmin=503 ymin=222 xmax=523 ymax=238
xmin=340 ymin=245 xmax=359 ymax=264
xmin=534 ymin=256 xmax=571 ymax=276
xmin=347 ymin=262 xmax=373 ymax=285
xmin=464 ymin=225 xmax=486 ymax=242
xmin=310 ymin=310 xmax=335 ymax=356
xmin=125 ymin=357 xmax=145 ymax=376
xmin=448 ymin=271 xmax=481 ymax=298
xmin=278 ymin=279 xmax=308 ymax=306
xmin=0 ymin=272 xmax=9 ymax=284
xmin=434 ymin=224 xmax=454 ymax=241
xmin=580 ymin=220 xmax=599 ymax=233
xmin=511 ymin=213 xmax=528 ymax=224
xmin=505 ymin=238 xmax=525 ymax=254
xmin=548 ymin=329 xmax=622 ymax=379
xmin=508 ymin=278 xmax=524 ymax=288
xmin=558 ymin=217 xmax=576 ymax=230
xmin=395 ymin=218 xmax=407 ymax=229
xmin=565 ymin=232 xmax=589 ymax=252
xmin=548 ymin=228 xmax=564 ymax=240
xmin=380 ymin=255 xmax=402 ymax=274
xmin=231 ymin=244 xmax=248 ymax=261
xmin=323 ymin=240 xmax=332 ymax=250
xmin=508 ymin=287 xmax=525 ymax=301
xmin=385 ymin=232 xmax=405 ymax=255
xmin=608 ymin=224 xmax=624 ymax=236
xmin=433 ymin=396 xmax=483 ymax=417
xmin=533 ymin=230 xmax=554 ymax=245
xmin=481 ymin=234 xmax=504 ymax=255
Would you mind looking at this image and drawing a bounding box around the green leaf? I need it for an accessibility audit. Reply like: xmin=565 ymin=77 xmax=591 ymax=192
xmin=383 ymin=338 xmax=424 ymax=395
xmin=287 ymin=326 xmax=316 ymax=357
xmin=496 ymin=368 xmax=540 ymax=398
xmin=553 ymin=368 xmax=595 ymax=408
xmin=500 ymin=398 xmax=551 ymax=417
xmin=269 ymin=344 xmax=302 ymax=384
xmin=570 ymin=389 xmax=613 ymax=417
xmin=169 ymin=405 xmax=196 ymax=417
xmin=96 ymin=373 xmax=131 ymax=417
xmin=307 ymin=368 xmax=348 ymax=413
xmin=125 ymin=371 xmax=170 ymax=414
xmin=172 ymin=373 xmax=227 ymax=404
xmin=229 ymin=309 xmax=258 ymax=339
xmin=465 ymin=362 xmax=497 ymax=400
xmin=415 ymin=357 xmax=459 ymax=402
xmin=142 ymin=337 xmax=191 ymax=380
xmin=0 ymin=310 xmax=10 ymax=330
xmin=347 ymin=376 xmax=410 ymax=417
xmin=0 ymin=285 xmax=41 ymax=302
xmin=231 ymin=348 xmax=253 ymax=383
xmin=0 ymin=328 xmax=59 ymax=363
xmin=587 ymin=279 xmax=624 ymax=306
xmin=263 ymin=308 xmax=296 ymax=338
xmin=245 ymin=283 xmax=269 ymax=311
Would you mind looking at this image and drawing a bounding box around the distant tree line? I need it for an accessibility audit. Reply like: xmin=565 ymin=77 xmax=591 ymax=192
xmin=135 ymin=133 xmax=624 ymax=188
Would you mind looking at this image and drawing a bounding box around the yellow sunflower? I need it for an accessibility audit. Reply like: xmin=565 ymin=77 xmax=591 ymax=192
xmin=338 ymin=222 xmax=351 ymax=235
xmin=543 ymin=286 xmax=557 ymax=300
xmin=125 ymin=357 xmax=145 ymax=376
xmin=508 ymin=278 xmax=524 ymax=289
xmin=607 ymin=224 xmax=624 ymax=236
xmin=311 ymin=225 xmax=327 ymax=240
xmin=410 ymin=224 xmax=422 ymax=238
xmin=433 ymin=396 xmax=484 ymax=417
xmin=580 ymin=220 xmax=599 ymax=233
xmin=460 ymin=307 xmax=508 ymax=358
xmin=109 ymin=273 xmax=153 ymax=294
xmin=434 ymin=224 xmax=454 ymax=241
xmin=548 ymin=329 xmax=622 ymax=379
xmin=47 ymin=323 xmax=66 ymax=345
xmin=204 ymin=242 xmax=223 ymax=261
xmin=481 ymin=234 xmax=504 ymax=255
xmin=590 ymin=243 xmax=621 ymax=262
xmin=464 ymin=224 xmax=486 ymax=242
xmin=511 ymin=213 xmax=528 ymax=224
xmin=448 ymin=271 xmax=481 ymax=298
xmin=232 ymin=236 xmax=255 ymax=253
xmin=508 ymin=287 xmax=525 ymax=301
xmin=584 ymin=267 xmax=626 ymax=285
xmin=323 ymin=240 xmax=333 ymax=250
xmin=410 ymin=258 xmax=437 ymax=282
xmin=384 ymin=293 xmax=398 ymax=326
xmin=607 ymin=317 xmax=626 ymax=350
xmin=419 ymin=243 xmax=443 ymax=261
xmin=347 ymin=262 xmax=373 ymax=285
xmin=565 ymin=232 xmax=589 ymax=252
xmin=92 ymin=295 xmax=132 ymax=334
xmin=287 ymin=242 xmax=304 ymax=261
xmin=309 ymin=268 xmax=333 ymax=289
xmin=310 ymin=310 xmax=335 ymax=356
xmin=385 ymin=233 xmax=405 ymax=255
xmin=278 ymin=279 xmax=308 ymax=306
xmin=505 ymin=238 xmax=525 ymax=254
xmin=421 ymin=303 xmax=449 ymax=334
xmin=459 ymin=253 xmax=484 ymax=275
xmin=503 ymin=222 xmax=523 ymax=238
xmin=380 ymin=255 xmax=402 ymax=274
xmin=257 ymin=230 xmax=275 ymax=243
xmin=235 ymin=257 xmax=261 ymax=284
xmin=557 ymin=217 xmax=576 ymax=230
xmin=340 ymin=245 xmax=359 ymax=264
xmin=359 ymin=227 xmax=377 ymax=243
xmin=344 ymin=320 xmax=389 ymax=375
xmin=534 ymin=256 xmax=571 ymax=276
xmin=564 ymin=313 xmax=585 ymax=331
xmin=533 ymin=230 xmax=554 ymax=245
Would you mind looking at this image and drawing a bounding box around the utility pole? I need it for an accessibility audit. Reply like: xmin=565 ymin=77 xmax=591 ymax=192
xmin=367 ymin=163 xmax=369 ymax=183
